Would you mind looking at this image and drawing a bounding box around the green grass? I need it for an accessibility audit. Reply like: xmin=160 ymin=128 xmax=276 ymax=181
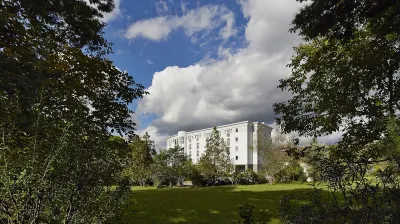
xmin=119 ymin=183 xmax=314 ymax=224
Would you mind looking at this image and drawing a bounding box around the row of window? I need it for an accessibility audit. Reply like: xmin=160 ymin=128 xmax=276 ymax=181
xmin=187 ymin=128 xmax=240 ymax=142
xmin=168 ymin=127 xmax=241 ymax=146
xmin=188 ymin=151 xmax=239 ymax=161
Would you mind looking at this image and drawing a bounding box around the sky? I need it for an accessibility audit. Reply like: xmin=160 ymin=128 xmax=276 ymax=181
xmin=97 ymin=0 xmax=343 ymax=149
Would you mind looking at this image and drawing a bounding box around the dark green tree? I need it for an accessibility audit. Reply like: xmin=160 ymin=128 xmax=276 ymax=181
xmin=0 ymin=0 xmax=147 ymax=222
xmin=198 ymin=127 xmax=233 ymax=183
xmin=124 ymin=133 xmax=155 ymax=186
xmin=275 ymin=1 xmax=400 ymax=223
xmin=151 ymin=146 xmax=191 ymax=188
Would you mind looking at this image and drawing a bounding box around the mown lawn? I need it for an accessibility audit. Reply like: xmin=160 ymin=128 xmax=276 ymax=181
xmin=118 ymin=183 xmax=314 ymax=224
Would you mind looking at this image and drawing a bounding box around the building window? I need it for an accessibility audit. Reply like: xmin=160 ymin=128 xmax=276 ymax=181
xmin=189 ymin=151 xmax=192 ymax=157
xmin=196 ymin=158 xmax=199 ymax=162
xmin=236 ymin=156 xmax=238 ymax=160
xmin=227 ymin=138 xmax=230 ymax=145
xmin=189 ymin=138 xmax=191 ymax=143
xmin=236 ymin=137 xmax=238 ymax=142
xmin=227 ymin=130 xmax=230 ymax=137
xmin=179 ymin=137 xmax=184 ymax=145
xmin=197 ymin=143 xmax=199 ymax=149
xmin=235 ymin=146 xmax=238 ymax=151
xmin=189 ymin=144 xmax=192 ymax=150
xmin=197 ymin=150 xmax=199 ymax=157
xmin=236 ymin=128 xmax=238 ymax=132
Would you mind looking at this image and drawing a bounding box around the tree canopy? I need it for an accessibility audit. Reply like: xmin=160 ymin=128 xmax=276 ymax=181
xmin=198 ymin=127 xmax=233 ymax=183
xmin=276 ymin=1 xmax=400 ymax=223
xmin=1 ymin=0 xmax=147 ymax=222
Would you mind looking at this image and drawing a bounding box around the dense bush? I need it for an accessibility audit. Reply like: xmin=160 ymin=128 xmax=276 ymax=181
xmin=190 ymin=167 xmax=207 ymax=187
xmin=275 ymin=161 xmax=306 ymax=183
xmin=236 ymin=204 xmax=269 ymax=224
xmin=232 ymin=170 xmax=265 ymax=185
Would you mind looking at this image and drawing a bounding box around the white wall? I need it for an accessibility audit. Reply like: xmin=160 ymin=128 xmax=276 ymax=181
xmin=165 ymin=121 xmax=272 ymax=171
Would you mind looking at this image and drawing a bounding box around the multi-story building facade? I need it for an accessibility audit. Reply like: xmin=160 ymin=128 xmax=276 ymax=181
xmin=165 ymin=121 xmax=272 ymax=173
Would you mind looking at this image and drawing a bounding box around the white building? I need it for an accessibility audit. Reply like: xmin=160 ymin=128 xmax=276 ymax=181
xmin=165 ymin=121 xmax=272 ymax=173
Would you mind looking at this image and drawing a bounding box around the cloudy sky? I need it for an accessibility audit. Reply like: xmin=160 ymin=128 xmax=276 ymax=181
xmin=100 ymin=0 xmax=341 ymax=149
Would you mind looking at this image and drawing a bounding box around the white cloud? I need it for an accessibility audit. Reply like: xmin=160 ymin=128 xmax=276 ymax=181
xmin=155 ymin=0 xmax=170 ymax=15
xmin=137 ymin=0 xmax=340 ymax=147
xmin=124 ymin=5 xmax=237 ymax=41
xmin=146 ymin=59 xmax=154 ymax=65
xmin=137 ymin=126 xmax=169 ymax=150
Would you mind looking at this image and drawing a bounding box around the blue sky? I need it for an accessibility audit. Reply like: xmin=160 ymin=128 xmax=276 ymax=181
xmin=103 ymin=0 xmax=249 ymax=129
xmin=96 ymin=0 xmax=343 ymax=148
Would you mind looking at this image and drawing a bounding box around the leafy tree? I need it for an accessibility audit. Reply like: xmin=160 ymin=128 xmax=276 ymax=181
xmin=151 ymin=146 xmax=191 ymax=188
xmin=0 ymin=0 xmax=147 ymax=222
xmin=198 ymin=127 xmax=233 ymax=183
xmin=275 ymin=1 xmax=400 ymax=223
xmin=124 ymin=133 xmax=155 ymax=186
xmin=257 ymin=125 xmax=290 ymax=184
xmin=277 ymin=161 xmax=305 ymax=182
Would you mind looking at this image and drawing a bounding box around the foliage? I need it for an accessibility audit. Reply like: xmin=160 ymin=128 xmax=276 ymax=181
xmin=275 ymin=161 xmax=306 ymax=183
xmin=233 ymin=170 xmax=261 ymax=185
xmin=281 ymin=124 xmax=400 ymax=223
xmin=198 ymin=127 xmax=233 ymax=183
xmin=274 ymin=1 xmax=400 ymax=223
xmin=0 ymin=0 xmax=147 ymax=222
xmin=256 ymin=125 xmax=290 ymax=184
xmin=123 ymin=133 xmax=155 ymax=186
xmin=188 ymin=166 xmax=207 ymax=187
xmin=236 ymin=204 xmax=269 ymax=224
xmin=151 ymin=146 xmax=191 ymax=188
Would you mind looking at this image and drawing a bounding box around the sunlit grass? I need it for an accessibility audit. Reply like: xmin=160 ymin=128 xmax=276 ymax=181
xmin=118 ymin=183 xmax=314 ymax=224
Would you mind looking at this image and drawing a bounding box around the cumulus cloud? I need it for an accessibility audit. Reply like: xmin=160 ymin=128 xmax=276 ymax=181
xmin=137 ymin=0 xmax=341 ymax=147
xmin=124 ymin=5 xmax=237 ymax=41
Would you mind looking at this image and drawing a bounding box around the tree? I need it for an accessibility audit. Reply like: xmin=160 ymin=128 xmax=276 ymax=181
xmin=275 ymin=1 xmax=400 ymax=223
xmin=257 ymin=125 xmax=290 ymax=184
xmin=198 ymin=127 xmax=233 ymax=183
xmin=151 ymin=146 xmax=191 ymax=188
xmin=124 ymin=133 xmax=155 ymax=186
xmin=1 ymin=0 xmax=147 ymax=222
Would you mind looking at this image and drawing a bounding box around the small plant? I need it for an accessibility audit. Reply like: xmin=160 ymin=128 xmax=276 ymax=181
xmin=236 ymin=204 xmax=270 ymax=224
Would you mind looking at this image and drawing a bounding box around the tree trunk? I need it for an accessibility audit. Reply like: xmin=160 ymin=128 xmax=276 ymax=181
xmin=269 ymin=176 xmax=274 ymax=185
xmin=169 ymin=180 xmax=172 ymax=188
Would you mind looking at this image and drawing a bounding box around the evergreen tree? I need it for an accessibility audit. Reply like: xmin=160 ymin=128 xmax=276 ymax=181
xmin=198 ymin=127 xmax=233 ymax=183
xmin=124 ymin=132 xmax=155 ymax=186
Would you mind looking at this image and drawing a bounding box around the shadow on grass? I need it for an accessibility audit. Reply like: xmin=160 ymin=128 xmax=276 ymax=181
xmin=109 ymin=184 xmax=319 ymax=224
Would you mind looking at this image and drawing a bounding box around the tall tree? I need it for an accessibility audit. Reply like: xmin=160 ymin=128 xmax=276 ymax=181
xmin=124 ymin=133 xmax=155 ymax=186
xmin=0 ymin=0 xmax=147 ymax=222
xmin=198 ymin=127 xmax=233 ymax=183
xmin=151 ymin=146 xmax=191 ymax=188
xmin=257 ymin=125 xmax=290 ymax=184
xmin=275 ymin=1 xmax=400 ymax=223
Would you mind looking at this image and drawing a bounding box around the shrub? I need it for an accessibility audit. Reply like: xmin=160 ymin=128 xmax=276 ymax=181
xmin=236 ymin=204 xmax=269 ymax=224
xmin=190 ymin=167 xmax=206 ymax=187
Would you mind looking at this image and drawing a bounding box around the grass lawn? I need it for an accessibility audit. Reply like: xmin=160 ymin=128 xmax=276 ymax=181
xmin=118 ymin=183 xmax=314 ymax=224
